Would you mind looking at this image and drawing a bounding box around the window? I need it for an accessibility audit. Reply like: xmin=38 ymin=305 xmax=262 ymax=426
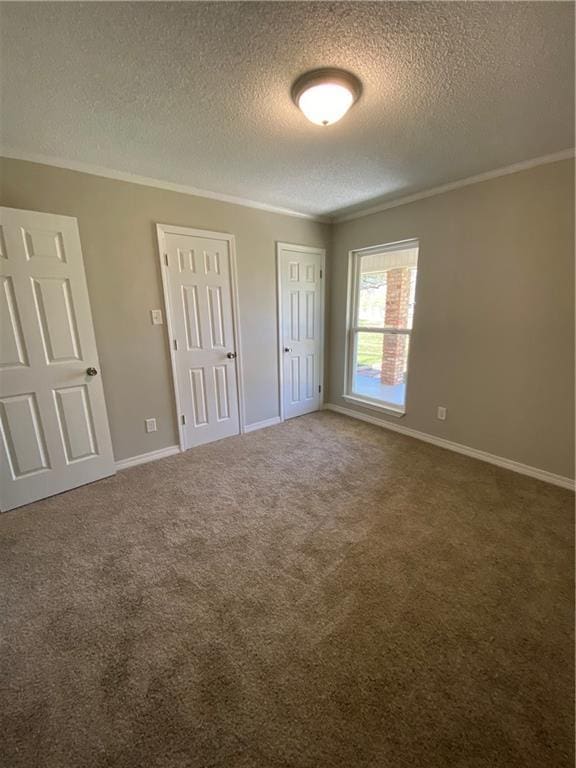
xmin=345 ymin=239 xmax=419 ymax=414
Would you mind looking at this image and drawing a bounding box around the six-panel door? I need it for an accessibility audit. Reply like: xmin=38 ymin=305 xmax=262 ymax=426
xmin=0 ymin=207 xmax=115 ymax=511
xmin=279 ymin=245 xmax=324 ymax=419
xmin=164 ymin=232 xmax=240 ymax=448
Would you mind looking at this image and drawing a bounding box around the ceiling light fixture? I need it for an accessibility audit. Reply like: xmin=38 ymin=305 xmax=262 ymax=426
xmin=292 ymin=68 xmax=362 ymax=127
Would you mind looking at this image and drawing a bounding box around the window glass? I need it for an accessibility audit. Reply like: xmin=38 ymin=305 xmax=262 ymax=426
xmin=347 ymin=242 xmax=419 ymax=412
xmin=352 ymin=332 xmax=410 ymax=409
xmin=357 ymin=248 xmax=418 ymax=330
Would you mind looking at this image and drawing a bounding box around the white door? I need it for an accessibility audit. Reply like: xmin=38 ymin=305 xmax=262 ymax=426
xmin=0 ymin=207 xmax=115 ymax=511
xmin=159 ymin=226 xmax=241 ymax=449
xmin=278 ymin=243 xmax=325 ymax=420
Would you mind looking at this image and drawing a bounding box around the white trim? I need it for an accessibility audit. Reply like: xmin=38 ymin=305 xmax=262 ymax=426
xmin=342 ymin=394 xmax=404 ymax=418
xmin=333 ymin=149 xmax=575 ymax=222
xmin=3 ymin=148 xmax=572 ymax=224
xmin=115 ymin=445 xmax=180 ymax=471
xmin=158 ymin=225 xmax=184 ymax=450
xmin=0 ymin=149 xmax=323 ymax=222
xmin=228 ymin=236 xmax=247 ymax=436
xmin=243 ymin=416 xmax=282 ymax=433
xmin=156 ymin=223 xmax=246 ymax=451
xmin=324 ymin=403 xmax=575 ymax=491
xmin=276 ymin=242 xmax=326 ymax=422
xmin=276 ymin=242 xmax=326 ymax=255
xmin=348 ymin=238 xmax=420 ymax=257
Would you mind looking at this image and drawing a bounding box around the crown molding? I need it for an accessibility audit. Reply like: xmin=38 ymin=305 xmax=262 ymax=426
xmin=0 ymin=148 xmax=327 ymax=222
xmin=333 ymin=149 xmax=576 ymax=223
xmin=2 ymin=147 xmax=573 ymax=226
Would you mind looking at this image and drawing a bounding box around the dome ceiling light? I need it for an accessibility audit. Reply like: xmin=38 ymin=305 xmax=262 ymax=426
xmin=291 ymin=68 xmax=362 ymax=127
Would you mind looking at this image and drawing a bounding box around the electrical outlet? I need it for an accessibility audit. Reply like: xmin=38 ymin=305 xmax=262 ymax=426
xmin=436 ymin=406 xmax=447 ymax=421
xmin=145 ymin=418 xmax=157 ymax=433
xmin=150 ymin=309 xmax=163 ymax=325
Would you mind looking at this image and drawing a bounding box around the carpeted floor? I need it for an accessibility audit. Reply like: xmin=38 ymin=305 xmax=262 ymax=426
xmin=0 ymin=411 xmax=573 ymax=768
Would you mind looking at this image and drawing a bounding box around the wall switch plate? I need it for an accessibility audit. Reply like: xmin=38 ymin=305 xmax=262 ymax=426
xmin=145 ymin=418 xmax=157 ymax=433
xmin=436 ymin=406 xmax=447 ymax=421
xmin=151 ymin=309 xmax=163 ymax=325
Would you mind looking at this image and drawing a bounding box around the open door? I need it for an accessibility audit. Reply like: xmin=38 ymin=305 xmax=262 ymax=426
xmin=0 ymin=207 xmax=115 ymax=511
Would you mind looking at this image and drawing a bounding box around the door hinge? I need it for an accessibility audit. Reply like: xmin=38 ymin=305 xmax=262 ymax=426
xmin=318 ymin=384 xmax=322 ymax=393
xmin=320 ymin=269 xmax=323 ymax=278
xmin=181 ymin=414 xmax=186 ymax=425
xmin=173 ymin=338 xmax=178 ymax=351
xmin=164 ymin=253 xmax=169 ymax=266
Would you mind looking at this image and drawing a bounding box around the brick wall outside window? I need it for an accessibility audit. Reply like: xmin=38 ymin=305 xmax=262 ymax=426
xmin=380 ymin=268 xmax=412 ymax=385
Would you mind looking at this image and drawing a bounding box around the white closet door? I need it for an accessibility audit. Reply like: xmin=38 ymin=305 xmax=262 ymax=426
xmin=162 ymin=230 xmax=241 ymax=449
xmin=0 ymin=207 xmax=115 ymax=511
xmin=278 ymin=243 xmax=325 ymax=420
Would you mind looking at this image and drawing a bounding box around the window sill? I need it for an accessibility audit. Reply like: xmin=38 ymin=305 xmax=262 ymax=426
xmin=342 ymin=395 xmax=405 ymax=418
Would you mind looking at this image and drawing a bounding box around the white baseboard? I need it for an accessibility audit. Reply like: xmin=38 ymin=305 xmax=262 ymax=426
xmin=244 ymin=416 xmax=282 ymax=433
xmin=115 ymin=444 xmax=180 ymax=471
xmin=324 ymin=403 xmax=575 ymax=491
xmin=115 ymin=417 xmax=284 ymax=470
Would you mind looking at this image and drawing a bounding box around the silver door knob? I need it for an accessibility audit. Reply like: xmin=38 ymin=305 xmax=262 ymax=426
xmin=86 ymin=367 xmax=98 ymax=376
xmin=226 ymin=352 xmax=237 ymax=359
xmin=283 ymin=347 xmax=292 ymax=352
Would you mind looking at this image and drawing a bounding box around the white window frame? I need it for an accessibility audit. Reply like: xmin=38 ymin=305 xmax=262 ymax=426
xmin=343 ymin=238 xmax=419 ymax=417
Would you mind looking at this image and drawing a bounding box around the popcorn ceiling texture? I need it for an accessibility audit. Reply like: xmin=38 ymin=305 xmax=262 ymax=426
xmin=0 ymin=1 xmax=574 ymax=216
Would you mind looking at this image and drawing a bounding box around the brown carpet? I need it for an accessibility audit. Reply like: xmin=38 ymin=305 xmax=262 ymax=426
xmin=0 ymin=411 xmax=573 ymax=768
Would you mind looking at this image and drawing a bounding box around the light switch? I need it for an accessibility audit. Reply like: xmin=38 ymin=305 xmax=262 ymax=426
xmin=151 ymin=309 xmax=163 ymax=325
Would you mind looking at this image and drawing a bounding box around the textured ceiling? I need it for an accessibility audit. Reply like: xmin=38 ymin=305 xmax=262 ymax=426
xmin=1 ymin=2 xmax=574 ymax=217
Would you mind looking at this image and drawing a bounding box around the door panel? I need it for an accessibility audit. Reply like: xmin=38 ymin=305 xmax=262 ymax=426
xmin=178 ymin=247 xmax=196 ymax=273
xmin=1 ymin=276 xmax=28 ymax=367
xmin=22 ymin=227 xmax=66 ymax=262
xmin=279 ymin=244 xmax=324 ymax=420
xmin=214 ymin=365 xmax=230 ymax=421
xmin=0 ymin=393 xmax=50 ymax=477
xmin=290 ymin=291 xmax=300 ymax=341
xmin=207 ymin=286 xmax=225 ymax=347
xmin=290 ymin=356 xmax=300 ymax=403
xmin=54 ymin=385 xmax=97 ymax=463
xmin=32 ymin=277 xmax=82 ymax=362
xmin=182 ymin=285 xmax=202 ymax=349
xmin=163 ymin=231 xmax=240 ymax=449
xmin=305 ymin=291 xmax=315 ymax=339
xmin=305 ymin=354 xmax=315 ymax=399
xmin=0 ymin=207 xmax=115 ymax=511
xmin=0 ymin=227 xmax=7 ymax=259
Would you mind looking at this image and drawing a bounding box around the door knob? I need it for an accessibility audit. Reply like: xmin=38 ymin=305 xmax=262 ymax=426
xmin=226 ymin=352 xmax=237 ymax=359
xmin=283 ymin=347 xmax=292 ymax=353
xmin=86 ymin=367 xmax=98 ymax=376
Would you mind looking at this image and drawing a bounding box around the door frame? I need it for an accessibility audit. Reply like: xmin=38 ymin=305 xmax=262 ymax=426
xmin=156 ymin=223 xmax=246 ymax=450
xmin=276 ymin=242 xmax=326 ymax=422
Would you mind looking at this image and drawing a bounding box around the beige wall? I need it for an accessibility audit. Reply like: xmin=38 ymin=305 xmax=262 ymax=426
xmin=0 ymin=158 xmax=330 ymax=460
xmin=329 ymin=159 xmax=575 ymax=479
xmin=2 ymin=157 xmax=573 ymax=478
